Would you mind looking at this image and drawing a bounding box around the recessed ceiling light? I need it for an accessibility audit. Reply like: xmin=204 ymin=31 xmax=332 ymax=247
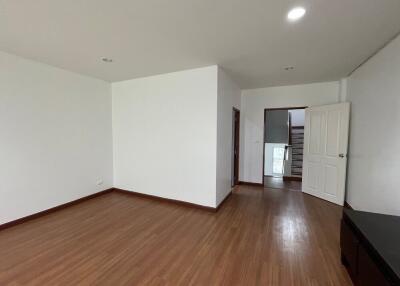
xmin=287 ymin=7 xmax=306 ymax=22
xmin=101 ymin=57 xmax=113 ymax=63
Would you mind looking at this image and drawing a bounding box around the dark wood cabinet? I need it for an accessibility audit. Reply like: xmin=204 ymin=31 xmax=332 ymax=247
xmin=341 ymin=220 xmax=359 ymax=281
xmin=341 ymin=209 xmax=400 ymax=286
xmin=357 ymin=246 xmax=392 ymax=286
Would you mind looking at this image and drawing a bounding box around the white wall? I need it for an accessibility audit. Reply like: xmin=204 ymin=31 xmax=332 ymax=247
xmin=240 ymin=82 xmax=340 ymax=183
xmin=289 ymin=109 xmax=305 ymax=126
xmin=0 ymin=51 xmax=113 ymax=225
xmin=216 ymin=68 xmax=241 ymax=206
xmin=346 ymin=34 xmax=400 ymax=215
xmin=112 ymin=66 xmax=218 ymax=207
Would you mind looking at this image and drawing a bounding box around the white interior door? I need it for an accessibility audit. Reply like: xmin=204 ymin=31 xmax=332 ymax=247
xmin=302 ymin=103 xmax=350 ymax=205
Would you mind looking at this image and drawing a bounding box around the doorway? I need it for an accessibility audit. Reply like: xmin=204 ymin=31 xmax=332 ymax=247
xmin=263 ymin=107 xmax=306 ymax=191
xmin=232 ymin=108 xmax=240 ymax=186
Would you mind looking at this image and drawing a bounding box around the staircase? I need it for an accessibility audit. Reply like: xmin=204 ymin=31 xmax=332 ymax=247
xmin=291 ymin=127 xmax=304 ymax=177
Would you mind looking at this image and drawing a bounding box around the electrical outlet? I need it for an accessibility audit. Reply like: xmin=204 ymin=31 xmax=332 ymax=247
xmin=96 ymin=179 xmax=103 ymax=186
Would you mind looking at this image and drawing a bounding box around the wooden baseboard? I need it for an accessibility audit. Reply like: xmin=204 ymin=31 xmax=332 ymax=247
xmin=283 ymin=176 xmax=302 ymax=182
xmin=0 ymin=188 xmax=114 ymax=231
xmin=0 ymin=186 xmax=236 ymax=232
xmin=344 ymin=201 xmax=353 ymax=210
xmin=216 ymin=191 xmax=232 ymax=211
xmin=115 ymin=188 xmax=232 ymax=212
xmin=114 ymin=188 xmax=217 ymax=212
xmin=238 ymin=181 xmax=264 ymax=187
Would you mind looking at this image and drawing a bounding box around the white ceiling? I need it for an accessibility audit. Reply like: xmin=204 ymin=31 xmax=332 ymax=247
xmin=1 ymin=0 xmax=400 ymax=88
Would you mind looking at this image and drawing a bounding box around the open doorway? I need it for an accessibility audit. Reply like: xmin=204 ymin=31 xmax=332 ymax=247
xmin=232 ymin=108 xmax=240 ymax=187
xmin=263 ymin=107 xmax=306 ymax=191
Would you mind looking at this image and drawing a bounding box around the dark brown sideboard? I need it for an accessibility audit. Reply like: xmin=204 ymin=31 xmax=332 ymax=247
xmin=341 ymin=209 xmax=400 ymax=286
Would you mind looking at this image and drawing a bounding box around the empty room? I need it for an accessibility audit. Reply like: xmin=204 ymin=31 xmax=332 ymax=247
xmin=1 ymin=1 xmax=400 ymax=285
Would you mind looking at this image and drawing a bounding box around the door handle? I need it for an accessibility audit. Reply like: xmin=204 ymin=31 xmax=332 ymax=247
xmin=339 ymin=153 xmax=345 ymax=158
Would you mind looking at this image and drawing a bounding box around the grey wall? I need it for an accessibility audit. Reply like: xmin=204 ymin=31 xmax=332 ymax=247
xmin=346 ymin=34 xmax=400 ymax=216
xmin=265 ymin=110 xmax=289 ymax=144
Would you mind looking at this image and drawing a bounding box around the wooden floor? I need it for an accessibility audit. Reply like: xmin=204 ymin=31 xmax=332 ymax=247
xmin=264 ymin=176 xmax=302 ymax=191
xmin=0 ymin=186 xmax=352 ymax=286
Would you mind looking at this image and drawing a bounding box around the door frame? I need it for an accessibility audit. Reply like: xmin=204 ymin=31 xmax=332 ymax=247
xmin=262 ymin=106 xmax=307 ymax=186
xmin=232 ymin=108 xmax=240 ymax=186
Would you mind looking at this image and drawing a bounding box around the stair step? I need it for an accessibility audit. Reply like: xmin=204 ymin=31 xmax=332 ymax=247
xmin=291 ymin=131 xmax=303 ymax=177
xmin=292 ymin=154 xmax=303 ymax=157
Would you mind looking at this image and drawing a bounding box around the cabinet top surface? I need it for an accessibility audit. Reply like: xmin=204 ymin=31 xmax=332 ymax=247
xmin=344 ymin=209 xmax=400 ymax=279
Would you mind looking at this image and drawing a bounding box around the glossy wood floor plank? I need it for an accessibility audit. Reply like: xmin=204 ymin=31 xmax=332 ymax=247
xmin=264 ymin=176 xmax=302 ymax=191
xmin=0 ymin=186 xmax=352 ymax=285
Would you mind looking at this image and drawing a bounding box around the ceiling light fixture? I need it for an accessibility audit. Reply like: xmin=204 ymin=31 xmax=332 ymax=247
xmin=287 ymin=7 xmax=306 ymax=22
xmin=101 ymin=57 xmax=113 ymax=63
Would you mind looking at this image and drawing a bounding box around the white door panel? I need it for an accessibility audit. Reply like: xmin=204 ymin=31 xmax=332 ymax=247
xmin=302 ymin=103 xmax=350 ymax=205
